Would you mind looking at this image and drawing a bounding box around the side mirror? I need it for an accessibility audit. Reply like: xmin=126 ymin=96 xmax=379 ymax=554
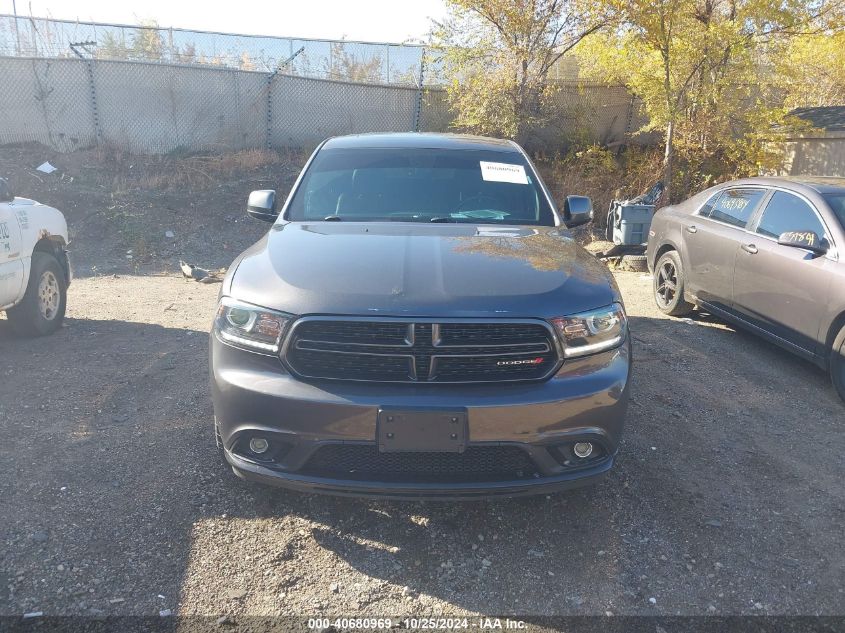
xmin=777 ymin=230 xmax=827 ymax=256
xmin=0 ymin=178 xmax=13 ymax=202
xmin=247 ymin=190 xmax=278 ymax=222
xmin=564 ymin=195 xmax=593 ymax=228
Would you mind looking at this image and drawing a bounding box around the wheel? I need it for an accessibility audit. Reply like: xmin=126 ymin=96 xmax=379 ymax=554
xmin=7 ymin=252 xmax=67 ymax=336
xmin=830 ymin=325 xmax=845 ymax=403
xmin=618 ymin=254 xmax=648 ymax=272
xmin=653 ymin=250 xmax=694 ymax=316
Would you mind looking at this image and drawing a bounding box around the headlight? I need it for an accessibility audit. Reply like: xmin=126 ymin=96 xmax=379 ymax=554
xmin=214 ymin=297 xmax=293 ymax=355
xmin=550 ymin=303 xmax=627 ymax=358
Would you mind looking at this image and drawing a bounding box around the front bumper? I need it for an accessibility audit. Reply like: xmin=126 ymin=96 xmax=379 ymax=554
xmin=210 ymin=335 xmax=631 ymax=499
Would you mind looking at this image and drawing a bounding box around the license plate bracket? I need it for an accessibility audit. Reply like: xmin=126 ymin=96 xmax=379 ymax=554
xmin=377 ymin=408 xmax=468 ymax=453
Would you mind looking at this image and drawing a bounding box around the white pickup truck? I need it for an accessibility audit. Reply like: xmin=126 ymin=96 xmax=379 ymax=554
xmin=0 ymin=179 xmax=70 ymax=336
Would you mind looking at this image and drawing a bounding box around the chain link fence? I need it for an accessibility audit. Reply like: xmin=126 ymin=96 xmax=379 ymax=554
xmin=0 ymin=16 xmax=652 ymax=155
xmin=0 ymin=14 xmax=426 ymax=83
xmin=552 ymin=83 xmax=652 ymax=147
xmin=0 ymin=56 xmax=454 ymax=153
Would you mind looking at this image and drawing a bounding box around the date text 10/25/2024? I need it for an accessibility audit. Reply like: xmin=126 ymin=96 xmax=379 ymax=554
xmin=308 ymin=618 xmax=527 ymax=630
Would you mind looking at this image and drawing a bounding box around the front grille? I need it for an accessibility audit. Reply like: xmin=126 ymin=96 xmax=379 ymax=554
xmin=300 ymin=444 xmax=540 ymax=483
xmin=284 ymin=319 xmax=559 ymax=383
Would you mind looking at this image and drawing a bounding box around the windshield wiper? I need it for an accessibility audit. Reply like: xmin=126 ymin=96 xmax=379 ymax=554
xmin=323 ymin=215 xmax=342 ymax=221
xmin=429 ymin=216 xmax=455 ymax=223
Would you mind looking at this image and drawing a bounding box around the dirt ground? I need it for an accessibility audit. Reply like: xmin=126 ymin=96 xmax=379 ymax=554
xmin=0 ymin=144 xmax=297 ymax=278
xmin=1 ymin=146 xmax=844 ymax=620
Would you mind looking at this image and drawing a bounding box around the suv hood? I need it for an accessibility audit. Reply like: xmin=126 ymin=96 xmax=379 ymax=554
xmin=227 ymin=223 xmax=620 ymax=319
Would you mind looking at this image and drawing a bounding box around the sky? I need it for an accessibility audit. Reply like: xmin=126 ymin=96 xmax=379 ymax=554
xmin=4 ymin=0 xmax=449 ymax=43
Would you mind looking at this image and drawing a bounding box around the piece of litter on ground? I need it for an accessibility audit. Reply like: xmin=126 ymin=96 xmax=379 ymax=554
xmin=36 ymin=162 xmax=57 ymax=174
xmin=180 ymin=260 xmax=221 ymax=283
xmin=649 ymin=597 xmax=657 ymax=605
xmin=165 ymin=230 xmax=175 ymax=238
xmin=159 ymin=609 xmax=172 ymax=617
xmin=108 ymin=598 xmax=124 ymax=604
xmin=157 ymin=594 xmax=165 ymax=600
xmin=23 ymin=612 xmax=43 ymax=619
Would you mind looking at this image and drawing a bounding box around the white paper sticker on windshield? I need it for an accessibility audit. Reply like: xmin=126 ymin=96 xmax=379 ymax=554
xmin=480 ymin=161 xmax=529 ymax=184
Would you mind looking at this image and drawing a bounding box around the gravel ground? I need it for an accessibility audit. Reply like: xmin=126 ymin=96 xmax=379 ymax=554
xmin=1 ymin=270 xmax=843 ymax=619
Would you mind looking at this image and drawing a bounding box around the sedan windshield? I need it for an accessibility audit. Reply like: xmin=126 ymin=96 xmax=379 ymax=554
xmin=824 ymin=194 xmax=845 ymax=230
xmin=285 ymin=147 xmax=556 ymax=226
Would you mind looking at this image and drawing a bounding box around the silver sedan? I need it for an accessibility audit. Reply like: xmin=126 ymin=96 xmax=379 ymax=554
xmin=646 ymin=177 xmax=845 ymax=402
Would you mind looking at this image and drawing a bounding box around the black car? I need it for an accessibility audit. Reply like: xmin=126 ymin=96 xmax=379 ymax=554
xmin=210 ymin=133 xmax=631 ymax=498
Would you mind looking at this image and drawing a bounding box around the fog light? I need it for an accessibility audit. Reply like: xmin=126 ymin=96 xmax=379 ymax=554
xmin=249 ymin=438 xmax=269 ymax=454
xmin=573 ymin=442 xmax=593 ymax=458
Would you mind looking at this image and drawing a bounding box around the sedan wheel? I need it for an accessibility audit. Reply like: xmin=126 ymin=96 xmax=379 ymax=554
xmin=653 ymin=251 xmax=694 ymax=316
xmin=656 ymin=259 xmax=678 ymax=308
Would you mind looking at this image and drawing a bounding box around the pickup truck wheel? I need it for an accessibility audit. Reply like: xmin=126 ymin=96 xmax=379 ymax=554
xmin=830 ymin=325 xmax=845 ymax=403
xmin=653 ymin=251 xmax=694 ymax=317
xmin=7 ymin=252 xmax=67 ymax=336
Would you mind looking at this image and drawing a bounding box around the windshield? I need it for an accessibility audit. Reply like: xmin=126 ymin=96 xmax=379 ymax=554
xmin=285 ymin=147 xmax=557 ymax=225
xmin=824 ymin=194 xmax=845 ymax=229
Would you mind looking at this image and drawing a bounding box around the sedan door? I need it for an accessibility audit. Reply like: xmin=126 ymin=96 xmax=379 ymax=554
xmin=0 ymin=201 xmax=24 ymax=308
xmin=683 ymin=187 xmax=768 ymax=311
xmin=732 ymin=190 xmax=834 ymax=358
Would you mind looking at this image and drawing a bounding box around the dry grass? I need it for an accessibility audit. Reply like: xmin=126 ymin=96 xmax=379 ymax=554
xmin=537 ymin=145 xmax=665 ymax=236
xmin=89 ymin=146 xmax=295 ymax=193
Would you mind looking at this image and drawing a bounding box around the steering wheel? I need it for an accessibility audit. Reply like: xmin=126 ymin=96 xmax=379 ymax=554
xmin=455 ymin=194 xmax=501 ymax=213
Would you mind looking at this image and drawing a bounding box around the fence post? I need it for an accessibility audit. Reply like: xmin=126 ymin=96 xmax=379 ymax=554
xmin=84 ymin=59 xmax=102 ymax=145
xmin=70 ymin=43 xmax=103 ymax=146
xmin=266 ymin=69 xmax=278 ymax=150
xmin=412 ymin=48 xmax=426 ymax=132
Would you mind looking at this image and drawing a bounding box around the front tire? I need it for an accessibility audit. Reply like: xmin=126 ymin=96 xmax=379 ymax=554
xmin=7 ymin=252 xmax=67 ymax=336
xmin=830 ymin=325 xmax=845 ymax=403
xmin=653 ymin=250 xmax=694 ymax=316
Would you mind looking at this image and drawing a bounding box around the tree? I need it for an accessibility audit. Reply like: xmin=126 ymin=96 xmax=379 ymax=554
xmin=175 ymin=43 xmax=198 ymax=65
xmin=775 ymin=31 xmax=845 ymax=109
xmin=432 ymin=0 xmax=613 ymax=145
xmin=324 ymin=41 xmax=384 ymax=82
xmin=578 ymin=0 xmax=845 ymax=200
xmin=129 ymin=20 xmax=165 ymax=61
xmin=97 ymin=32 xmax=130 ymax=60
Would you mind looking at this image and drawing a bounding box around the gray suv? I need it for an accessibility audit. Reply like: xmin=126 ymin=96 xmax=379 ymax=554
xmin=211 ymin=133 xmax=631 ymax=498
xmin=646 ymin=177 xmax=845 ymax=401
